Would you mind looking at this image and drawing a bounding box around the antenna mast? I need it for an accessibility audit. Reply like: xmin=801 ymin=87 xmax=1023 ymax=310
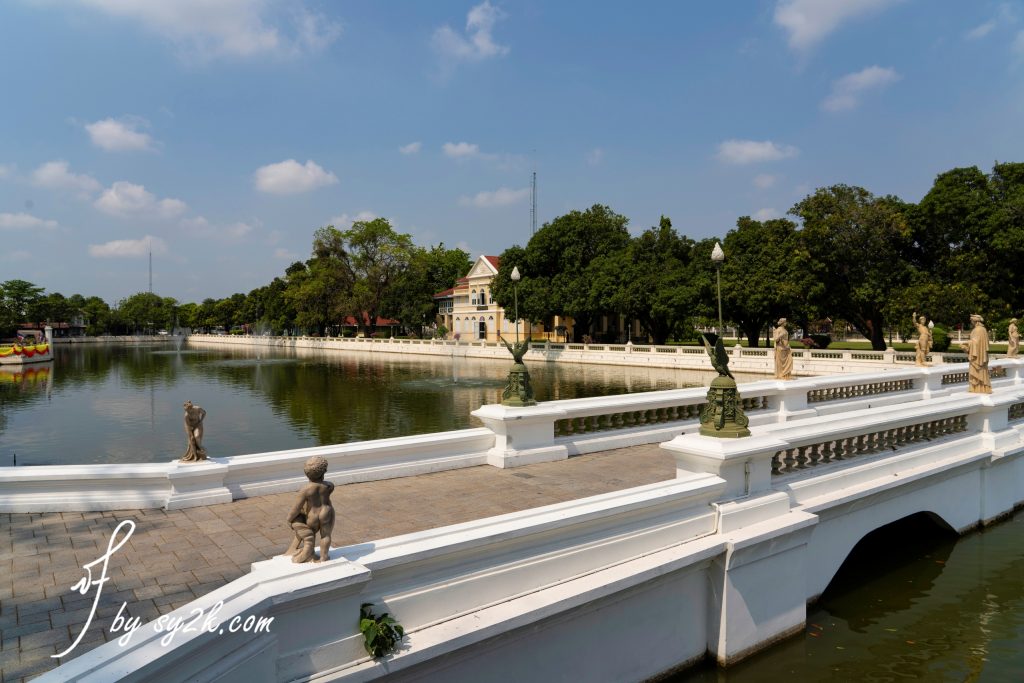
xmin=530 ymin=170 xmax=537 ymax=235
xmin=148 ymin=239 xmax=153 ymax=294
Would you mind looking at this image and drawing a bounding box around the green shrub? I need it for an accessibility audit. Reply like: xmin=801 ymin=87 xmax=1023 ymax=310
xmin=809 ymin=334 xmax=832 ymax=349
xmin=931 ymin=325 xmax=951 ymax=353
xmin=990 ymin=319 xmax=1010 ymax=344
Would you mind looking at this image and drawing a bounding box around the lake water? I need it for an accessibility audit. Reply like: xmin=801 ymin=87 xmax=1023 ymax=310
xmin=0 ymin=342 xmax=744 ymax=466
xmin=676 ymin=511 xmax=1024 ymax=682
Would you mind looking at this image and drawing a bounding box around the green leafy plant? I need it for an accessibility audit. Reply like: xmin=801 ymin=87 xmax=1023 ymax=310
xmin=359 ymin=603 xmax=404 ymax=658
xmin=931 ymin=325 xmax=951 ymax=353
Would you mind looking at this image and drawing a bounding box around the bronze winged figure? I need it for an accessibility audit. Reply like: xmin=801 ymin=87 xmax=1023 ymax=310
xmin=701 ymin=334 xmax=734 ymax=379
xmin=500 ymin=336 xmax=530 ymax=364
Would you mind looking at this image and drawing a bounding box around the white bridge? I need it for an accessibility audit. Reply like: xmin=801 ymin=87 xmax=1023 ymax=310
xmin=35 ymin=360 xmax=1024 ymax=682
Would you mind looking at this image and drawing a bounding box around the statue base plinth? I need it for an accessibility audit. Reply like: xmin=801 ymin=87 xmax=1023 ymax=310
xmin=699 ymin=375 xmax=750 ymax=439
xmin=501 ymin=363 xmax=536 ymax=407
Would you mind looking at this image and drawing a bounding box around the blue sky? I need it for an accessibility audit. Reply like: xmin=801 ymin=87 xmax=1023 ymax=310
xmin=1 ymin=0 xmax=1022 ymax=302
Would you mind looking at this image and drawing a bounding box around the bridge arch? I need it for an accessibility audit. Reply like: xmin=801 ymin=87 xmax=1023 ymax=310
xmin=814 ymin=511 xmax=957 ymax=606
xmin=802 ymin=475 xmax=978 ymax=601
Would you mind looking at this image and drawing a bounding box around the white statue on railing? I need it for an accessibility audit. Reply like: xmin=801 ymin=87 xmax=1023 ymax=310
xmin=773 ymin=318 xmax=793 ymax=380
xmin=912 ymin=312 xmax=932 ymax=366
xmin=964 ymin=314 xmax=992 ymax=394
xmin=1008 ymin=318 xmax=1019 ymax=358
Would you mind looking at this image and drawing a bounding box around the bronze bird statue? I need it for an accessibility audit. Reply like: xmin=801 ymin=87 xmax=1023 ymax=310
xmin=500 ymin=336 xmax=530 ymax=364
xmin=702 ymin=334 xmax=734 ymax=379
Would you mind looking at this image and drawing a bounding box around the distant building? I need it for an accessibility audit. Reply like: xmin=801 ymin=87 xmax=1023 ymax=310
xmin=17 ymin=320 xmax=86 ymax=339
xmin=433 ymin=255 xmax=572 ymax=342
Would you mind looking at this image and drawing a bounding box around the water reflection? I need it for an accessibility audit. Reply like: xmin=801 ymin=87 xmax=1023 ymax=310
xmin=0 ymin=343 xmax=757 ymax=466
xmin=675 ymin=512 xmax=1024 ymax=682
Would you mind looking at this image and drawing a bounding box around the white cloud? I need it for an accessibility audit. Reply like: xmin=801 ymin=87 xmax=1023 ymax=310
xmin=329 ymin=211 xmax=377 ymax=227
xmin=94 ymin=181 xmax=187 ymax=218
xmin=432 ymin=1 xmax=508 ymax=62
xmin=274 ymin=247 xmax=299 ymax=260
xmin=88 ymin=235 xmax=167 ymax=258
xmin=753 ymin=208 xmax=781 ymax=221
xmin=774 ymin=0 xmax=902 ymax=51
xmin=442 ymin=141 xmax=481 ymax=159
xmin=754 ymin=174 xmax=777 ymax=189
xmin=821 ymin=65 xmax=900 ymax=112
xmin=716 ymin=139 xmax=799 ymax=165
xmin=31 ymin=160 xmax=102 ymax=195
xmin=458 ymin=187 xmax=530 ymax=208
xmin=180 ymin=216 xmax=254 ymax=239
xmin=966 ymin=21 xmax=996 ymax=40
xmin=85 ymin=117 xmax=156 ymax=151
xmin=399 ymin=141 xmax=422 ymax=155
xmin=254 ymin=159 xmax=338 ymax=195
xmin=63 ymin=0 xmax=341 ymax=61
xmin=968 ymin=4 xmax=1019 ymax=40
xmin=586 ymin=148 xmax=605 ymax=166
xmin=0 ymin=212 xmax=58 ymax=230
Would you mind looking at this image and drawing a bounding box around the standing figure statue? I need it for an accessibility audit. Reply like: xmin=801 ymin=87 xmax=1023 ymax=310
xmin=180 ymin=400 xmax=208 ymax=462
xmin=1008 ymin=318 xmax=1019 ymax=358
xmin=284 ymin=456 xmax=335 ymax=563
xmin=964 ymin=314 xmax=992 ymax=394
xmin=912 ymin=312 xmax=932 ymax=366
xmin=773 ymin=318 xmax=793 ymax=380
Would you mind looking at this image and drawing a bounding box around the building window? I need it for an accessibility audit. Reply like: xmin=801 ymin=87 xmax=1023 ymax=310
xmin=471 ymin=289 xmax=477 ymax=305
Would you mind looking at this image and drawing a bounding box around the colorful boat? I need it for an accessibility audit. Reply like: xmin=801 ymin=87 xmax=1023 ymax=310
xmin=0 ymin=326 xmax=53 ymax=365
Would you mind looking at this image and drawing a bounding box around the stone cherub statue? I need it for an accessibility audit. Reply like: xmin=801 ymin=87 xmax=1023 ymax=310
xmin=963 ymin=314 xmax=992 ymax=394
xmin=912 ymin=312 xmax=932 ymax=366
xmin=1008 ymin=318 xmax=1019 ymax=358
xmin=180 ymin=400 xmax=208 ymax=462
xmin=284 ymin=456 xmax=335 ymax=563
xmin=772 ymin=318 xmax=793 ymax=380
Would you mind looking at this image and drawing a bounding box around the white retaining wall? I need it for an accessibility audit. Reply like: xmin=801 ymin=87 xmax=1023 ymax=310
xmin=186 ymin=333 xmax=978 ymax=374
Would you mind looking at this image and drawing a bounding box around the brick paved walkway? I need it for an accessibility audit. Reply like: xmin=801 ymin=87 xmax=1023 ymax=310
xmin=0 ymin=444 xmax=674 ymax=682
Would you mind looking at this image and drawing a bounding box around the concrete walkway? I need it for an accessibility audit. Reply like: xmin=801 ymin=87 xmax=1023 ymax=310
xmin=0 ymin=444 xmax=674 ymax=682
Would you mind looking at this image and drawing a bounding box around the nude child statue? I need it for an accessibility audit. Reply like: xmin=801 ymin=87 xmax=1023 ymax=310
xmin=284 ymin=456 xmax=335 ymax=563
xmin=180 ymin=400 xmax=208 ymax=462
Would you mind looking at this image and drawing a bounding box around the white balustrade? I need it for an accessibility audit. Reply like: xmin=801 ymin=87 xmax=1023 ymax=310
xmin=4 ymin=359 xmax=1022 ymax=512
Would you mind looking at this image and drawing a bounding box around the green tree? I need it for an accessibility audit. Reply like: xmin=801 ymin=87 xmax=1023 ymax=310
xmin=791 ymin=185 xmax=912 ymax=350
xmin=492 ymin=205 xmax=631 ymax=341
xmin=116 ymin=292 xmax=176 ymax=333
xmin=337 ymin=218 xmax=415 ymax=336
xmin=0 ymin=280 xmax=45 ymax=333
xmin=383 ymin=243 xmax=471 ymax=336
xmin=719 ymin=216 xmax=814 ymax=347
xmin=592 ymin=216 xmax=697 ymax=344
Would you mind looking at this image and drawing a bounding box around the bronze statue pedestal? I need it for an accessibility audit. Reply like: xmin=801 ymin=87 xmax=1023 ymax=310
xmin=699 ymin=375 xmax=750 ymax=438
xmin=501 ymin=362 xmax=537 ymax=407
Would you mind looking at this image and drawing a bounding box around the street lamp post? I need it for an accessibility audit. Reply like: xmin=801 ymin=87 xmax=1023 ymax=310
xmin=500 ymin=265 xmax=535 ymax=407
xmin=711 ymin=242 xmax=725 ymax=339
xmin=511 ymin=266 xmax=521 ymax=344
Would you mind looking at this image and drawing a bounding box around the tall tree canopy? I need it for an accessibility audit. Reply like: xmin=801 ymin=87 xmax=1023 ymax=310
xmin=493 ymin=204 xmax=631 ymax=341
xmin=719 ymin=216 xmax=814 ymax=347
xmin=791 ymin=185 xmax=911 ymax=350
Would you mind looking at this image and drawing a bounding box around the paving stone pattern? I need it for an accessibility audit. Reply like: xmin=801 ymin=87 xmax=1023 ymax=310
xmin=0 ymin=444 xmax=674 ymax=682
